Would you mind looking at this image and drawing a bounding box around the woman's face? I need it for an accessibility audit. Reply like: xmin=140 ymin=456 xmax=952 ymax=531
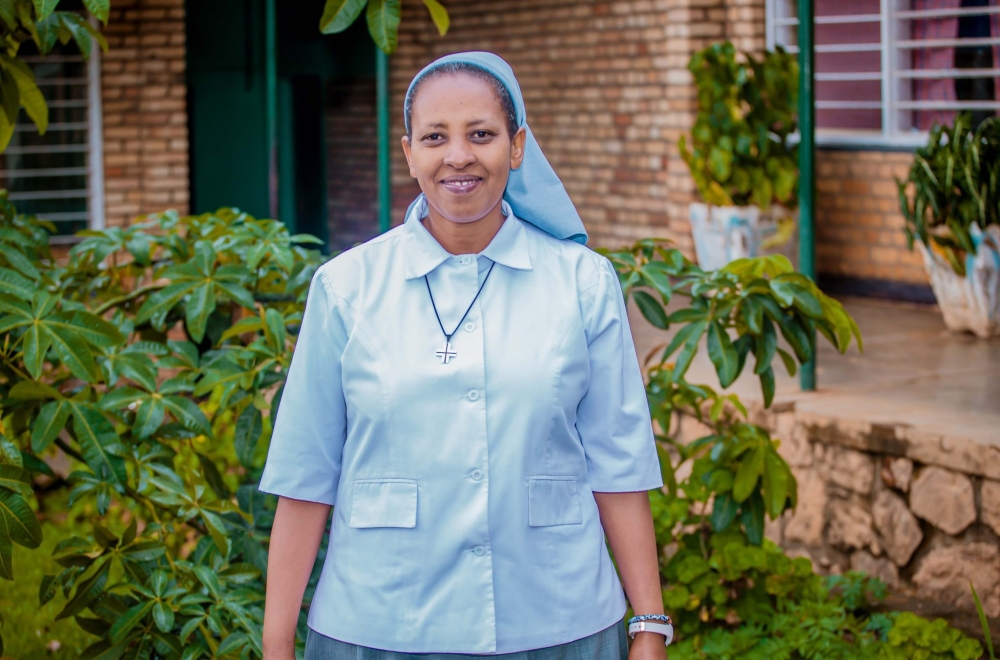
xmin=402 ymin=73 xmax=526 ymax=225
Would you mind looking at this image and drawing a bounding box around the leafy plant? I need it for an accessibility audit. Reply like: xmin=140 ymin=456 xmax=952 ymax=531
xmin=0 ymin=0 xmax=109 ymax=151
xmin=0 ymin=196 xmax=326 ymax=658
xmin=320 ymin=0 xmax=449 ymax=54
xmin=603 ymin=239 xmax=980 ymax=658
xmin=897 ymin=113 xmax=1000 ymax=277
xmin=679 ymin=42 xmax=799 ymax=209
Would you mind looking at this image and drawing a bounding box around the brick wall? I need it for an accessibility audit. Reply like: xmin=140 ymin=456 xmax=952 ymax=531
xmin=390 ymin=0 xmax=749 ymax=255
xmin=391 ymin=0 xmax=929 ymax=289
xmin=101 ymin=0 xmax=189 ymax=229
xmin=816 ymin=150 xmax=926 ymax=285
xmin=326 ymin=79 xmax=380 ymax=252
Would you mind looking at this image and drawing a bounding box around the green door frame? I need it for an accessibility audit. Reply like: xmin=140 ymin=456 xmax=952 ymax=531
xmin=798 ymin=0 xmax=817 ymax=391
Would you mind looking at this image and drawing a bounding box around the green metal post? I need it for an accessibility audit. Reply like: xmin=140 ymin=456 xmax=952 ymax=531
xmin=797 ymin=0 xmax=817 ymax=391
xmin=265 ymin=0 xmax=278 ymax=219
xmin=377 ymin=47 xmax=392 ymax=234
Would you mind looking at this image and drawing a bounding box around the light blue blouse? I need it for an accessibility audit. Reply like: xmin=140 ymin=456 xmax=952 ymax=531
xmin=258 ymin=196 xmax=663 ymax=654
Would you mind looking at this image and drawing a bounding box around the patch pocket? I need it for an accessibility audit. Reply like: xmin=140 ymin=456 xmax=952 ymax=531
xmin=527 ymin=476 xmax=583 ymax=526
xmin=349 ymin=479 xmax=418 ymax=528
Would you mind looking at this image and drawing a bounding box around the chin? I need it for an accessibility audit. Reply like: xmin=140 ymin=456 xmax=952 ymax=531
xmin=428 ymin=195 xmax=500 ymax=225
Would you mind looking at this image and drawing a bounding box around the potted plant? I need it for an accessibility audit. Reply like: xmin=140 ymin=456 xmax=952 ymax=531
xmin=679 ymin=42 xmax=800 ymax=270
xmin=897 ymin=114 xmax=1000 ymax=338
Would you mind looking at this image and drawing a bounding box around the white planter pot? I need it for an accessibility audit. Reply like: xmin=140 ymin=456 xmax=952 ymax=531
xmin=689 ymin=203 xmax=799 ymax=272
xmin=917 ymin=224 xmax=1000 ymax=338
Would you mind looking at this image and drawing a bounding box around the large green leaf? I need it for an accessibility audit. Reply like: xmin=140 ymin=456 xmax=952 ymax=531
xmin=56 ymin=559 xmax=110 ymax=620
xmin=0 ymin=55 xmax=47 ymax=133
xmin=235 ymin=404 xmax=263 ymax=468
xmin=761 ymin=449 xmax=789 ymax=519
xmin=33 ymin=0 xmax=59 ymax=22
xmin=69 ymin=402 xmax=127 ymax=484
xmin=32 ymin=399 xmax=71 ymax=453
xmin=319 ymin=0 xmax=367 ymax=34
xmin=0 ymin=465 xmax=30 ymax=491
xmin=422 ymin=0 xmax=449 ymax=35
xmin=366 ymin=0 xmax=400 ymax=54
xmin=109 ymin=600 xmax=154 ymax=645
xmin=133 ymin=395 xmax=166 ymax=439
xmin=707 ymin=321 xmax=739 ymax=387
xmin=184 ymin=277 xmax=215 ymax=342
xmin=46 ymin=325 xmax=100 ymax=381
xmin=82 ymin=0 xmax=109 ymax=22
xmin=162 ymin=395 xmax=211 ymax=435
xmin=732 ymin=445 xmax=765 ymax=503
xmin=0 ymin=488 xmax=42 ymax=548
xmin=633 ymin=290 xmax=668 ymax=330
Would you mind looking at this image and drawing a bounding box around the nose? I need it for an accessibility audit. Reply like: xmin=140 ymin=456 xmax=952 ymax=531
xmin=442 ymin=137 xmax=476 ymax=169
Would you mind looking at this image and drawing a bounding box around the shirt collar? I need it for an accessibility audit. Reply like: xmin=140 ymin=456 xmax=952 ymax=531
xmin=402 ymin=195 xmax=533 ymax=280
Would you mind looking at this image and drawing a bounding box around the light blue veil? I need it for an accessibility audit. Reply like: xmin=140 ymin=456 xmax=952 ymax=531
xmin=402 ymin=51 xmax=588 ymax=245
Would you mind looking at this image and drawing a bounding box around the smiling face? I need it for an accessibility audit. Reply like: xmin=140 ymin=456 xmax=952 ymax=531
xmin=402 ymin=72 xmax=526 ymax=226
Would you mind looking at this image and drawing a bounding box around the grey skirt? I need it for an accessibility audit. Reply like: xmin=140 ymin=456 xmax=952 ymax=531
xmin=304 ymin=620 xmax=630 ymax=660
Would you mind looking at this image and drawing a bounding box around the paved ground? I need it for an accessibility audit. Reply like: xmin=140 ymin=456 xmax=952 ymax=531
xmin=627 ymin=296 xmax=1000 ymax=447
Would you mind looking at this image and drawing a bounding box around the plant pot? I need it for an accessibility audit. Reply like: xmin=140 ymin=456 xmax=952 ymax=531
xmin=917 ymin=224 xmax=1000 ymax=338
xmin=689 ymin=203 xmax=799 ymax=271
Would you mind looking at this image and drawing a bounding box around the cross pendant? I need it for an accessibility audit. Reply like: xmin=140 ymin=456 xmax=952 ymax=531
xmin=436 ymin=341 xmax=457 ymax=364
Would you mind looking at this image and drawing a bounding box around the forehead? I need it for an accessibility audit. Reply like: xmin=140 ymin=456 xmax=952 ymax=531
xmin=409 ymin=72 xmax=505 ymax=125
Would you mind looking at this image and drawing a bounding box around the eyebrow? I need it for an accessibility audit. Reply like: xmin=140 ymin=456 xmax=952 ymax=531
xmin=423 ymin=119 xmax=495 ymax=130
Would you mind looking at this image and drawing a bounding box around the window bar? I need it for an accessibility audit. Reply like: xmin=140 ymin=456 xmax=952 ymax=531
xmin=87 ymin=15 xmax=105 ymax=231
xmin=880 ymin=0 xmax=893 ymax=137
xmin=895 ymin=6 xmax=1000 ymax=19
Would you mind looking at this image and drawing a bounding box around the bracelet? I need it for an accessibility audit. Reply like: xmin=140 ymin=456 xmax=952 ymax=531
xmin=626 ymin=614 xmax=673 ymax=646
xmin=627 ymin=614 xmax=671 ymax=626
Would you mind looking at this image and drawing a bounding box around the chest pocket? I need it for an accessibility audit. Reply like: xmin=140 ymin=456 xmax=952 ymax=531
xmin=527 ymin=476 xmax=583 ymax=526
xmin=349 ymin=479 xmax=418 ymax=528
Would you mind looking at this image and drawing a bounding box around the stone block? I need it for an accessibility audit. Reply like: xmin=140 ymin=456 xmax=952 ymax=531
xmin=828 ymin=498 xmax=877 ymax=552
xmin=872 ymin=490 xmax=923 ymax=566
xmin=912 ymin=543 xmax=1000 ymax=617
xmin=981 ymin=480 xmax=1000 ymax=537
xmin=850 ymin=550 xmax=899 ymax=588
xmin=882 ymin=457 xmax=913 ymax=492
xmin=784 ymin=469 xmax=827 ymax=547
xmin=910 ymin=466 xmax=977 ymax=535
xmin=819 ymin=445 xmax=875 ymax=494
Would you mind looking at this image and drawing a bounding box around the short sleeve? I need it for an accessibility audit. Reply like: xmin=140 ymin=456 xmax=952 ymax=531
xmin=576 ymin=257 xmax=663 ymax=493
xmin=258 ymin=267 xmax=348 ymax=505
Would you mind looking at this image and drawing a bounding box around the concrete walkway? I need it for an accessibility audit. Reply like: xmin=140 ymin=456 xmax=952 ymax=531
xmin=628 ymin=296 xmax=1000 ymax=448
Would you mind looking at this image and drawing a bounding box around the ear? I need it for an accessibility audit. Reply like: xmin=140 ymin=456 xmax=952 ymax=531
xmin=401 ymin=135 xmax=417 ymax=178
xmin=509 ymin=126 xmax=527 ymax=171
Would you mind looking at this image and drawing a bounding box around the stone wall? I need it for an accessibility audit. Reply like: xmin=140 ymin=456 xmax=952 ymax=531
xmin=745 ymin=404 xmax=1000 ymax=617
xmin=101 ymin=0 xmax=190 ymax=229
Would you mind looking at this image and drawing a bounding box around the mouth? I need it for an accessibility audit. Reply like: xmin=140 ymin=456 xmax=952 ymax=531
xmin=440 ymin=175 xmax=483 ymax=195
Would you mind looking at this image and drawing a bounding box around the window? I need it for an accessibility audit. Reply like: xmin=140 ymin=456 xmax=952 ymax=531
xmin=767 ymin=0 xmax=1000 ymax=147
xmin=0 ymin=36 xmax=104 ymax=241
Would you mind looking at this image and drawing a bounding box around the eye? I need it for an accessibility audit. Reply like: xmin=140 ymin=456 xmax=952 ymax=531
xmin=471 ymin=130 xmax=494 ymax=140
xmin=422 ymin=133 xmax=444 ymax=142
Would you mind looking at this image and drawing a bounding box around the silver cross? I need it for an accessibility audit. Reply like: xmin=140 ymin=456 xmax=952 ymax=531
xmin=436 ymin=341 xmax=457 ymax=364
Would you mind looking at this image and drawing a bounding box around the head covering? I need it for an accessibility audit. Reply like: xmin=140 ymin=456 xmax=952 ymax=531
xmin=403 ymin=51 xmax=588 ymax=245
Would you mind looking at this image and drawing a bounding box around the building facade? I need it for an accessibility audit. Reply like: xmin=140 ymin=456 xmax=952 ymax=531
xmin=8 ymin=0 xmax=998 ymax=301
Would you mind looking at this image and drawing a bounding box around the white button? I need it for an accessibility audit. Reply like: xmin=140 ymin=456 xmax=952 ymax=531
xmin=459 ymin=255 xmax=472 ymax=265
xmin=473 ymin=545 xmax=486 ymax=556
xmin=467 ymin=390 xmax=479 ymax=401
xmin=464 ymin=322 xmax=476 ymax=333
xmin=471 ymin=470 xmax=483 ymax=481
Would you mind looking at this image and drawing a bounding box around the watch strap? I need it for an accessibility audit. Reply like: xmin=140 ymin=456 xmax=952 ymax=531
xmin=627 ymin=620 xmax=673 ymax=646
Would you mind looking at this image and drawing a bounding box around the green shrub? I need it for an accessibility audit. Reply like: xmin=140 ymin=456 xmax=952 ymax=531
xmin=678 ymin=42 xmax=799 ymax=209
xmin=896 ymin=113 xmax=1000 ymax=277
xmin=0 ymin=196 xmax=982 ymax=659
xmin=602 ymin=240 xmax=983 ymax=658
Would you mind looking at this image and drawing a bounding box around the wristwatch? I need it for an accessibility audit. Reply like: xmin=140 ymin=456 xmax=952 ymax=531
xmin=627 ymin=615 xmax=673 ymax=646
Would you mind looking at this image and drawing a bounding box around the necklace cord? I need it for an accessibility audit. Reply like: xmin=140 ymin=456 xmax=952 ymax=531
xmin=424 ymin=260 xmax=497 ymax=342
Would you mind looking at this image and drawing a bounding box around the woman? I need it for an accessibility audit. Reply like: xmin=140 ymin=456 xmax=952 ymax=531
xmin=260 ymin=52 xmax=671 ymax=660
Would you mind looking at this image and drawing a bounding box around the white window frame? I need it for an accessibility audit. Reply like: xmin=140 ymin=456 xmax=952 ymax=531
xmin=1 ymin=20 xmax=105 ymax=243
xmin=766 ymin=0 xmax=1000 ymax=149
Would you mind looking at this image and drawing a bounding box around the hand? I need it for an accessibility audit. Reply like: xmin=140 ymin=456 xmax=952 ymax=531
xmin=628 ymin=631 xmax=669 ymax=660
